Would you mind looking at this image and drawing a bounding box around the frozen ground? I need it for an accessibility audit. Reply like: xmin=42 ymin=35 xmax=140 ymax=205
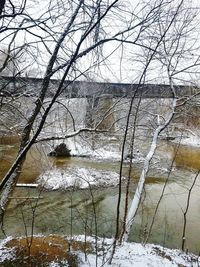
xmin=0 ymin=235 xmax=198 ymax=267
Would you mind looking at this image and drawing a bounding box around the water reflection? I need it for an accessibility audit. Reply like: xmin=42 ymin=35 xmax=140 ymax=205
xmin=1 ymin=136 xmax=200 ymax=254
xmin=173 ymin=144 xmax=200 ymax=170
xmin=2 ymin=173 xmax=200 ymax=254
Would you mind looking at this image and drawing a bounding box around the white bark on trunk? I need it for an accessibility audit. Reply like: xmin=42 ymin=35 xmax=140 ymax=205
xmin=122 ymin=97 xmax=177 ymax=242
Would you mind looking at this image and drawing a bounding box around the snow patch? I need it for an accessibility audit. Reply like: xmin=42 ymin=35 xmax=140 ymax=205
xmin=48 ymin=261 xmax=68 ymax=267
xmin=67 ymin=137 xmax=146 ymax=163
xmin=179 ymin=134 xmax=200 ymax=147
xmin=68 ymin=138 xmax=122 ymax=161
xmin=38 ymin=167 xmax=123 ymax=190
xmin=73 ymin=235 xmax=199 ymax=267
xmin=0 ymin=236 xmax=16 ymax=263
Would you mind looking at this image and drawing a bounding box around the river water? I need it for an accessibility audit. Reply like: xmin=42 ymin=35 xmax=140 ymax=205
xmin=1 ymin=135 xmax=200 ymax=253
xmin=0 ymin=97 xmax=200 ymax=254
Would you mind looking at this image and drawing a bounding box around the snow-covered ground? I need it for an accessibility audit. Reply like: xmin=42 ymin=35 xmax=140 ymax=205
xmin=178 ymin=133 xmax=200 ymax=147
xmin=0 ymin=237 xmax=16 ymax=263
xmin=38 ymin=167 xmax=125 ymax=190
xmin=66 ymin=136 xmax=122 ymax=161
xmin=168 ymin=125 xmax=200 ymax=148
xmin=0 ymin=235 xmax=199 ymax=267
xmin=76 ymin=236 xmax=199 ymax=267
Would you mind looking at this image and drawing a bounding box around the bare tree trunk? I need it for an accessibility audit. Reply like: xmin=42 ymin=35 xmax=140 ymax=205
xmin=144 ymin=138 xmax=182 ymax=244
xmin=121 ymin=74 xmax=177 ymax=242
xmin=0 ymin=0 xmax=84 ymax=222
xmin=182 ymin=170 xmax=199 ymax=251
xmin=109 ymin=2 xmax=184 ymax=259
xmin=0 ymin=0 xmax=125 ymax=227
xmin=119 ymin=97 xmax=142 ymax=243
xmin=0 ymin=0 xmax=5 ymax=16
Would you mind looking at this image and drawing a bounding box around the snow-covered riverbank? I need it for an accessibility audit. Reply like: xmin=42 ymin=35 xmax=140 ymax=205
xmin=77 ymin=236 xmax=199 ymax=267
xmin=178 ymin=133 xmax=200 ymax=147
xmin=0 ymin=235 xmax=198 ymax=266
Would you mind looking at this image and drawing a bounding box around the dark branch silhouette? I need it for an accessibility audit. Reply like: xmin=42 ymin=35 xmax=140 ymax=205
xmin=0 ymin=0 xmax=5 ymax=15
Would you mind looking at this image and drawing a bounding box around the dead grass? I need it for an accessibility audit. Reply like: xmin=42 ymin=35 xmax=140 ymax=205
xmin=4 ymin=235 xmax=93 ymax=266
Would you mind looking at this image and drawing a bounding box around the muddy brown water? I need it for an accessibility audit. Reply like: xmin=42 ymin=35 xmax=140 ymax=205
xmin=0 ymin=135 xmax=200 ymax=254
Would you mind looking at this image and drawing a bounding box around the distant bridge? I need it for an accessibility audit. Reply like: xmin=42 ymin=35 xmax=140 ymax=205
xmin=0 ymin=76 xmax=198 ymax=98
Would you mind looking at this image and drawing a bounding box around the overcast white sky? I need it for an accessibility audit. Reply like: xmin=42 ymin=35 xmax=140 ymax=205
xmin=1 ymin=0 xmax=200 ymax=85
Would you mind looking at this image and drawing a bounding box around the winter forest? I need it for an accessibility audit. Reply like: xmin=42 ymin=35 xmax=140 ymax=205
xmin=0 ymin=0 xmax=200 ymax=266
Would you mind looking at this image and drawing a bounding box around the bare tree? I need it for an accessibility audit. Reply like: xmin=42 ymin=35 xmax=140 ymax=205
xmin=0 ymin=0 xmax=200 ymax=265
xmin=0 ymin=0 xmax=176 ymax=219
xmin=109 ymin=0 xmax=200 ymax=257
